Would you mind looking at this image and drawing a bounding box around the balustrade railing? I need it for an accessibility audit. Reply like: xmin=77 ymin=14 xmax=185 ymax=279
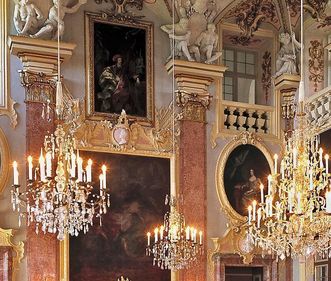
xmin=306 ymin=86 xmax=331 ymax=128
xmin=222 ymin=100 xmax=275 ymax=136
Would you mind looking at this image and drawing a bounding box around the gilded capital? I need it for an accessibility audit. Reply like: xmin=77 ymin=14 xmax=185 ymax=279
xmin=176 ymin=90 xmax=212 ymax=122
xmin=19 ymin=70 xmax=58 ymax=103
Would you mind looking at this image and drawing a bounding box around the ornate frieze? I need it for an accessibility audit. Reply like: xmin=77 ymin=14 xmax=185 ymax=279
xmin=308 ymin=40 xmax=324 ymax=92
xmin=224 ymin=0 xmax=279 ymax=45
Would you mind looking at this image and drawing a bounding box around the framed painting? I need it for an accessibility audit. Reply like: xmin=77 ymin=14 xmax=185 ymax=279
xmin=216 ymin=133 xmax=273 ymax=223
xmin=60 ymin=151 xmax=172 ymax=281
xmin=85 ymin=12 xmax=154 ymax=125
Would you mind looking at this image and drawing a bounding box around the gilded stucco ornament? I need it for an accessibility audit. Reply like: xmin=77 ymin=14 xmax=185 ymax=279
xmin=94 ymin=0 xmax=156 ymax=17
xmin=0 ymin=228 xmax=24 ymax=281
xmin=308 ymin=40 xmax=324 ymax=92
xmin=176 ymin=90 xmax=212 ymax=122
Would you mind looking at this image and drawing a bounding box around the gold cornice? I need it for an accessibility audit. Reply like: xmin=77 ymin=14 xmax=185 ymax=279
xmin=166 ymin=60 xmax=225 ymax=122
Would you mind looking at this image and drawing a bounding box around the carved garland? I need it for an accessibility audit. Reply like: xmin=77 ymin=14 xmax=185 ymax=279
xmin=262 ymin=51 xmax=272 ymax=104
xmin=308 ymin=40 xmax=324 ymax=92
xmin=224 ymin=0 xmax=279 ymax=46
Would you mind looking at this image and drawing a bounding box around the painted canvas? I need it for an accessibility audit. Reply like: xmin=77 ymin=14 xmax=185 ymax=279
xmin=85 ymin=13 xmax=154 ymax=123
xmin=223 ymin=144 xmax=271 ymax=216
xmin=69 ymin=151 xmax=171 ymax=281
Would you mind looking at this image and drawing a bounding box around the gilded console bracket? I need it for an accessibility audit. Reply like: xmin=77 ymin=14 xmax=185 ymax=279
xmin=274 ymin=73 xmax=300 ymax=133
xmin=0 ymin=228 xmax=24 ymax=281
xmin=166 ymin=60 xmax=226 ymax=122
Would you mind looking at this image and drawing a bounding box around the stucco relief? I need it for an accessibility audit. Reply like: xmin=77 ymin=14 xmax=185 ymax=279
xmin=13 ymin=0 xmax=87 ymax=40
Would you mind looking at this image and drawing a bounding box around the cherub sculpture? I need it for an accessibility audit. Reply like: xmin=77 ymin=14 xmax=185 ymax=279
xmin=13 ymin=0 xmax=44 ymax=36
xmin=31 ymin=0 xmax=87 ymax=40
xmin=275 ymin=32 xmax=301 ymax=77
xmin=160 ymin=7 xmax=194 ymax=61
xmin=190 ymin=23 xmax=221 ymax=64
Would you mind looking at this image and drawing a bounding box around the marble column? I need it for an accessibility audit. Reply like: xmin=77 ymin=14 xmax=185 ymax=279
xmin=166 ymin=60 xmax=223 ymax=281
xmin=9 ymin=36 xmax=76 ymax=281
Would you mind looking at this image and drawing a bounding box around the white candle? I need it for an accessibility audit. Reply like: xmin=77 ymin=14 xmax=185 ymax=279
xmin=46 ymin=152 xmax=52 ymax=178
xmin=320 ymin=148 xmax=324 ymax=168
xmin=274 ymin=154 xmax=278 ymax=174
xmin=99 ymin=174 xmax=103 ymax=195
xmin=193 ymin=229 xmax=197 ymax=243
xmin=77 ymin=157 xmax=83 ymax=182
xmin=27 ymin=156 xmax=33 ymax=180
xmin=154 ymin=228 xmax=159 ymax=243
xmin=147 ymin=232 xmax=151 ymax=246
xmin=102 ymin=165 xmax=107 ymax=189
xmin=248 ymin=205 xmax=252 ymax=224
xmin=199 ymin=231 xmax=203 ymax=245
xmin=309 ymin=169 xmax=313 ymax=190
xmin=267 ymin=175 xmax=272 ymax=195
xmin=252 ymin=200 xmax=257 ymax=221
xmin=13 ymin=161 xmax=19 ymax=185
xmin=186 ymin=226 xmax=190 ymax=240
xmin=325 ymin=154 xmax=329 ymax=174
xmin=191 ymin=227 xmax=194 ymax=241
xmin=70 ymin=153 xmax=76 ymax=178
xmin=257 ymin=208 xmax=261 ymax=228
xmin=160 ymin=225 xmax=164 ymax=240
xmin=293 ymin=148 xmax=297 ymax=168
xmin=39 ymin=149 xmax=45 ymax=182
xmin=86 ymin=159 xmax=92 ymax=182
xmin=260 ymin=184 xmax=264 ymax=204
xmin=297 ymin=192 xmax=302 ymax=214
xmin=269 ymin=196 xmax=273 ymax=216
xmin=326 ymin=191 xmax=331 ymax=213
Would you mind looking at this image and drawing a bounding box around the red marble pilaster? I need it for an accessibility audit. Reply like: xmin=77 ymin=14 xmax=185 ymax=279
xmin=0 ymin=247 xmax=12 ymax=281
xmin=26 ymin=102 xmax=58 ymax=281
xmin=179 ymin=120 xmax=206 ymax=281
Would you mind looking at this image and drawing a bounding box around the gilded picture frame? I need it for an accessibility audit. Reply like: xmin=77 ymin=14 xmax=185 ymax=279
xmin=59 ymin=149 xmax=178 ymax=281
xmin=0 ymin=127 xmax=10 ymax=194
xmin=215 ymin=132 xmax=274 ymax=225
xmin=85 ymin=12 xmax=154 ymax=125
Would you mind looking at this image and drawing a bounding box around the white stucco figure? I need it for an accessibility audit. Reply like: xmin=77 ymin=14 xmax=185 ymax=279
xmin=275 ymin=32 xmax=301 ymax=77
xmin=13 ymin=0 xmax=44 ymax=36
xmin=190 ymin=23 xmax=221 ymax=64
xmin=31 ymin=0 xmax=87 ymax=40
xmin=160 ymin=8 xmax=194 ymax=61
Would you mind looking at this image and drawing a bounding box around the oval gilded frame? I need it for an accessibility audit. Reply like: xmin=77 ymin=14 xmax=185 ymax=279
xmin=0 ymin=127 xmax=10 ymax=194
xmin=215 ymin=132 xmax=274 ymax=225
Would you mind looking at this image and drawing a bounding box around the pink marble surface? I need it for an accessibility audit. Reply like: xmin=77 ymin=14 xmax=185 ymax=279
xmin=179 ymin=120 xmax=206 ymax=281
xmin=0 ymin=247 xmax=12 ymax=281
xmin=26 ymin=103 xmax=58 ymax=281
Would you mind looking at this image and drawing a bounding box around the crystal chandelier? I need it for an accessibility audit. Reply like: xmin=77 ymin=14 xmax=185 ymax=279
xmin=146 ymin=195 xmax=203 ymax=270
xmin=10 ymin=2 xmax=110 ymax=241
xmin=246 ymin=0 xmax=331 ymax=259
xmin=11 ymin=124 xmax=110 ymax=240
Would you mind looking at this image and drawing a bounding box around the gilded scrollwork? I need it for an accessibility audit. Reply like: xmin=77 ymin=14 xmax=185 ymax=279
xmin=308 ymin=40 xmax=324 ymax=92
xmin=19 ymin=70 xmax=57 ymax=103
xmin=223 ymin=0 xmax=279 ymax=45
xmin=262 ymin=51 xmax=271 ymax=104
xmin=176 ymin=90 xmax=212 ymax=122
xmin=0 ymin=228 xmax=24 ymax=281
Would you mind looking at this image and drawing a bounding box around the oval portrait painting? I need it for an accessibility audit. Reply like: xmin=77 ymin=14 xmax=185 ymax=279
xmin=223 ymin=144 xmax=271 ymax=216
